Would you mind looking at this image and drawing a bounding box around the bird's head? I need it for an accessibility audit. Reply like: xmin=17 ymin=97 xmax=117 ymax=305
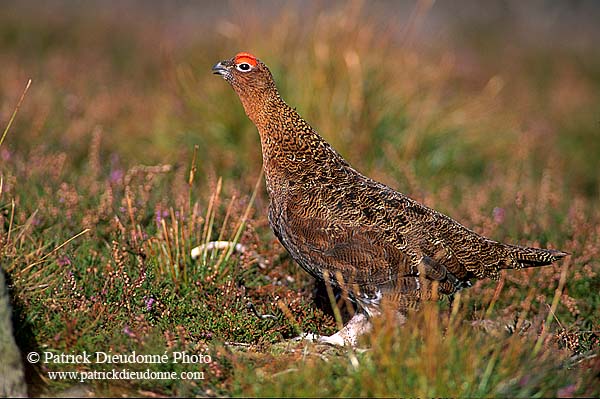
xmin=212 ymin=52 xmax=276 ymax=98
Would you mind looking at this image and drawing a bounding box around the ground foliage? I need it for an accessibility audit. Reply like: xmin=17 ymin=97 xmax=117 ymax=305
xmin=1 ymin=1 xmax=599 ymax=397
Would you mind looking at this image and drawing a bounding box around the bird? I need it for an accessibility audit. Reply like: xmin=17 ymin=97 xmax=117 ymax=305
xmin=211 ymin=52 xmax=568 ymax=346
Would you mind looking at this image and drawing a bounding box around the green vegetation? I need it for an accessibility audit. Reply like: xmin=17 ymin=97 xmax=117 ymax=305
xmin=1 ymin=1 xmax=598 ymax=397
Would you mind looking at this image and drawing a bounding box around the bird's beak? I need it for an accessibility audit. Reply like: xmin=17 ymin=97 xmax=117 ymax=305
xmin=212 ymin=61 xmax=228 ymax=76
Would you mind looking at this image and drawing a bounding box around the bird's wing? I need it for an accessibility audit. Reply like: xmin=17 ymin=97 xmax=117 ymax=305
xmin=407 ymin=203 xmax=506 ymax=280
xmin=276 ymin=174 xmax=490 ymax=297
xmin=278 ymin=192 xmax=467 ymax=298
xmin=279 ymin=208 xmax=411 ymax=288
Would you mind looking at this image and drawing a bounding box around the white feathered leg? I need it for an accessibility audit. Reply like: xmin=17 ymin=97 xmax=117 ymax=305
xmin=317 ymin=313 xmax=372 ymax=346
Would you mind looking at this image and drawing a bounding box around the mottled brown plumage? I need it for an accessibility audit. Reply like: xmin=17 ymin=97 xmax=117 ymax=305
xmin=212 ymin=52 xmax=568 ymax=345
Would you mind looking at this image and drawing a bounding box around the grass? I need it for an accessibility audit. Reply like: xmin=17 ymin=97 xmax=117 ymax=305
xmin=1 ymin=1 xmax=599 ymax=397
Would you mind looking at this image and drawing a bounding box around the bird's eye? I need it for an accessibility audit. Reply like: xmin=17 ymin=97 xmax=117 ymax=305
xmin=236 ymin=62 xmax=252 ymax=72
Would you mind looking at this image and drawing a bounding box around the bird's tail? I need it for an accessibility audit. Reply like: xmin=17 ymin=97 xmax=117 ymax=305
xmin=502 ymin=243 xmax=568 ymax=269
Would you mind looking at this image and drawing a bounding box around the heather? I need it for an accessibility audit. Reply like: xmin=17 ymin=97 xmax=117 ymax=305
xmin=1 ymin=1 xmax=599 ymax=397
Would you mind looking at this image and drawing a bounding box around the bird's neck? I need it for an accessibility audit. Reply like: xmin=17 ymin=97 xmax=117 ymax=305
xmin=240 ymin=90 xmax=350 ymax=191
xmin=252 ymin=95 xmax=310 ymax=158
xmin=238 ymin=89 xmax=284 ymax=129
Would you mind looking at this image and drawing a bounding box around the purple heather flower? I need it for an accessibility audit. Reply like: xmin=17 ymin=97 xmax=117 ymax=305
xmin=144 ymin=296 xmax=155 ymax=311
xmin=155 ymin=209 xmax=169 ymax=224
xmin=519 ymin=374 xmax=531 ymax=387
xmin=123 ymin=325 xmax=134 ymax=337
xmin=492 ymin=207 xmax=505 ymax=224
xmin=0 ymin=148 xmax=11 ymax=161
xmin=557 ymin=384 xmax=577 ymax=398
xmin=57 ymin=256 xmax=72 ymax=267
xmin=110 ymin=169 xmax=124 ymax=183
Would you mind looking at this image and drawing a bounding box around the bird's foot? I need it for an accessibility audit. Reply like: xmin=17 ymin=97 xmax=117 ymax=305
xmin=319 ymin=313 xmax=372 ymax=346
xmin=293 ymin=313 xmax=372 ymax=347
xmin=292 ymin=332 xmax=321 ymax=342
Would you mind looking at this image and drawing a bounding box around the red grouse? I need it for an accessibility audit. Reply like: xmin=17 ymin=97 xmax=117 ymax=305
xmin=211 ymin=52 xmax=567 ymax=346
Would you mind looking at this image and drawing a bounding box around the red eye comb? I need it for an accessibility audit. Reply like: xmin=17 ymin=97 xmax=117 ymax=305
xmin=234 ymin=52 xmax=258 ymax=66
